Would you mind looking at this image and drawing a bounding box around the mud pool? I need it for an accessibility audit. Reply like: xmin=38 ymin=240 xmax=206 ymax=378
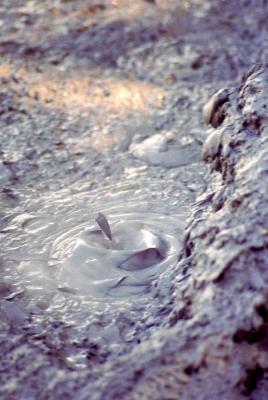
xmin=1 ymin=1 xmax=268 ymax=399
xmin=1 ymin=169 xmax=191 ymax=369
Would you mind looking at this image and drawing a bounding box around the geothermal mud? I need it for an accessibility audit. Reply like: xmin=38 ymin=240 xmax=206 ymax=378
xmin=0 ymin=1 xmax=268 ymax=399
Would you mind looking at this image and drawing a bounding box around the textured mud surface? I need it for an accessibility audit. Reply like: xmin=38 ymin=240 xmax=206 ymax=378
xmin=1 ymin=1 xmax=268 ymax=399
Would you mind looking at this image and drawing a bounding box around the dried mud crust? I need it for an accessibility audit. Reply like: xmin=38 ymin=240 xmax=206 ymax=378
xmin=1 ymin=1 xmax=268 ymax=400
xmin=134 ymin=64 xmax=268 ymax=400
xmin=103 ymin=67 xmax=268 ymax=400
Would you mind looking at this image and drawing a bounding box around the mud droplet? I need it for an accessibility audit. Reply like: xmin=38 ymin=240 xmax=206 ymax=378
xmin=95 ymin=212 xmax=113 ymax=241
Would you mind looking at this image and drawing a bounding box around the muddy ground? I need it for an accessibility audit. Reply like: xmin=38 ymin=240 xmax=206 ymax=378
xmin=1 ymin=1 xmax=268 ymax=399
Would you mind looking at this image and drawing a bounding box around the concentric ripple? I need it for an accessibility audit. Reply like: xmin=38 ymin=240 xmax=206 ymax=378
xmin=1 ymin=174 xmax=189 ymax=359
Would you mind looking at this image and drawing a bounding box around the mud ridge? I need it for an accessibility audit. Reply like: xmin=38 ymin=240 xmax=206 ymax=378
xmin=108 ymin=63 xmax=268 ymax=400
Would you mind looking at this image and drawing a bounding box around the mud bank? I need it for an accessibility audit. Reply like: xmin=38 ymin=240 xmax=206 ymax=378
xmin=127 ymin=64 xmax=268 ymax=400
xmin=1 ymin=1 xmax=268 ymax=400
xmin=78 ymin=66 xmax=268 ymax=400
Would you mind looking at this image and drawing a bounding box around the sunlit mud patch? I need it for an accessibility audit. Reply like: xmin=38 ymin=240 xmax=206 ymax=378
xmin=55 ymin=213 xmax=180 ymax=298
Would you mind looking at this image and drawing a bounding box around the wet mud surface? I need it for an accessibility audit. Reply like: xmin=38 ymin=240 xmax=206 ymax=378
xmin=1 ymin=1 xmax=268 ymax=399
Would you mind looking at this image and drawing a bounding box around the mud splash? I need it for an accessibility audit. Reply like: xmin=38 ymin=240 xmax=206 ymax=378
xmin=56 ymin=212 xmax=181 ymax=297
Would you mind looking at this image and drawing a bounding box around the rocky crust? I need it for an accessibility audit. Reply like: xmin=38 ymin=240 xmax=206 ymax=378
xmin=117 ymin=63 xmax=268 ymax=400
xmin=1 ymin=2 xmax=268 ymax=400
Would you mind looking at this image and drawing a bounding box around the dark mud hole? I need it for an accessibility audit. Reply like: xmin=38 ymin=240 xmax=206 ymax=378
xmin=1 ymin=1 xmax=268 ymax=399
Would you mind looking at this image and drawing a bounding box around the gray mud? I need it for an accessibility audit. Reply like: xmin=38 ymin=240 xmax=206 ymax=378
xmin=0 ymin=1 xmax=268 ymax=399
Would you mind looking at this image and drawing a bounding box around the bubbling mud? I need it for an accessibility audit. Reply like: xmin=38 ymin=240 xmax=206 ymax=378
xmin=1 ymin=176 xmax=189 ymax=363
xmin=57 ymin=213 xmax=181 ymax=298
